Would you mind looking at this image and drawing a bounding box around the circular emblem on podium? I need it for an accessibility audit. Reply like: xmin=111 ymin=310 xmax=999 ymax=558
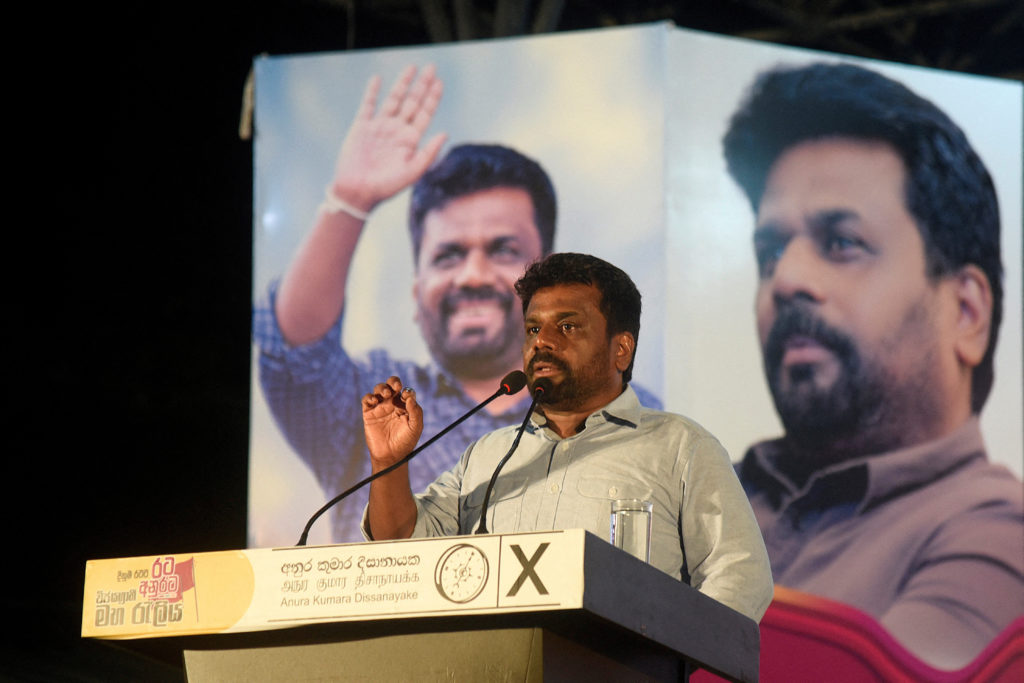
xmin=434 ymin=543 xmax=489 ymax=603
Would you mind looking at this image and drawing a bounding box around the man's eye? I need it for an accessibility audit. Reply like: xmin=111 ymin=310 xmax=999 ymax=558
xmin=489 ymin=243 xmax=522 ymax=263
xmin=432 ymin=251 xmax=464 ymax=268
xmin=754 ymin=243 xmax=784 ymax=279
xmin=824 ymin=234 xmax=866 ymax=258
xmin=526 ymin=326 xmax=540 ymax=335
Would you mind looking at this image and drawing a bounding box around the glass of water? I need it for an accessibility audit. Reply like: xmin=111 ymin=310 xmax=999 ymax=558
xmin=610 ymin=499 xmax=653 ymax=562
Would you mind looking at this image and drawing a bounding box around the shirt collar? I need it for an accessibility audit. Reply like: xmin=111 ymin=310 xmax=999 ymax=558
xmin=743 ymin=417 xmax=987 ymax=512
xmin=861 ymin=417 xmax=986 ymax=506
xmin=528 ymin=384 xmax=642 ymax=436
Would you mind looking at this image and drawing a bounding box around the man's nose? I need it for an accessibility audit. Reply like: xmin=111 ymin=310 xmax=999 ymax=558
xmin=770 ymin=238 xmax=826 ymax=305
xmin=453 ymin=249 xmax=497 ymax=288
xmin=531 ymin=323 xmax=559 ymax=351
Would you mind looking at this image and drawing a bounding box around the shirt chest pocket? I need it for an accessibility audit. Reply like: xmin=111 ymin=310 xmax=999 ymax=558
xmin=574 ymin=476 xmax=654 ymax=538
xmin=461 ymin=478 xmax=527 ymax=533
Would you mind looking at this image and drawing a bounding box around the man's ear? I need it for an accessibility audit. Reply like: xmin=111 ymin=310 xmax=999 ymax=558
xmin=952 ymin=264 xmax=993 ymax=368
xmin=613 ymin=332 xmax=636 ymax=373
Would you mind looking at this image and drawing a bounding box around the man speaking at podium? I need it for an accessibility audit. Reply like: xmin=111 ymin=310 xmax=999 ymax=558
xmin=359 ymin=252 xmax=773 ymax=623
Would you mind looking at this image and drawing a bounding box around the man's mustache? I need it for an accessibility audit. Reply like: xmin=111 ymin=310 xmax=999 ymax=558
xmin=527 ymin=351 xmax=568 ymax=374
xmin=764 ymin=304 xmax=855 ymax=371
xmin=440 ymin=286 xmax=514 ymax=317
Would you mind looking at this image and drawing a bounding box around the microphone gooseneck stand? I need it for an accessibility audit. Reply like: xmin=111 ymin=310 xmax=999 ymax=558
xmin=475 ymin=380 xmax=549 ymax=534
xmin=295 ymin=370 xmax=527 ymax=546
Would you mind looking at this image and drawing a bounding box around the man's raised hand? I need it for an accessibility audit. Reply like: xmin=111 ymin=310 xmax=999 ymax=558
xmin=362 ymin=376 xmax=424 ymax=470
xmin=330 ymin=65 xmax=447 ymax=215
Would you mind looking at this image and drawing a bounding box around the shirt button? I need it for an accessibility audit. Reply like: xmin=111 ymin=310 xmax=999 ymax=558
xmin=609 ymin=486 xmax=619 ymax=497
xmin=549 ymin=483 xmax=559 ymax=494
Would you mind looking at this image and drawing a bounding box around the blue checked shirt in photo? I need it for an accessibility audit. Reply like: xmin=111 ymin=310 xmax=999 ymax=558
xmin=254 ymin=281 xmax=663 ymax=543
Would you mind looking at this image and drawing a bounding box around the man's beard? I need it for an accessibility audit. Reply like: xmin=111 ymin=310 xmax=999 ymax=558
xmin=763 ymin=304 xmax=889 ymax=454
xmin=418 ymin=286 xmax=522 ymax=380
xmin=527 ymin=349 xmax=609 ymax=411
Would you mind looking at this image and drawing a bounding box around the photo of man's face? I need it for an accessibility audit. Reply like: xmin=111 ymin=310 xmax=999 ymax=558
xmin=412 ymin=186 xmax=544 ymax=379
xmin=754 ymin=138 xmax=956 ymax=455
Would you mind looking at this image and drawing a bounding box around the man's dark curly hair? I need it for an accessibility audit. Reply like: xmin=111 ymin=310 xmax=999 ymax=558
xmin=722 ymin=62 xmax=1003 ymax=413
xmin=515 ymin=252 xmax=641 ymax=384
xmin=409 ymin=143 xmax=557 ymax=261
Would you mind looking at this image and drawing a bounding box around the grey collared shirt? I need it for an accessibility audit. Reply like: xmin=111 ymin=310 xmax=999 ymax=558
xmin=378 ymin=386 xmax=773 ymax=622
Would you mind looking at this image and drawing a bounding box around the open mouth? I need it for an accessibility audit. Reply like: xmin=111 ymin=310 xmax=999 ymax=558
xmin=442 ymin=289 xmax=512 ymax=337
xmin=528 ymin=354 xmax=567 ymax=378
xmin=447 ymin=300 xmax=505 ymax=327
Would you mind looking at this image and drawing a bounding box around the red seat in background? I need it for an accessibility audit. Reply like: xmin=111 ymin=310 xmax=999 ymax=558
xmin=693 ymin=586 xmax=1024 ymax=682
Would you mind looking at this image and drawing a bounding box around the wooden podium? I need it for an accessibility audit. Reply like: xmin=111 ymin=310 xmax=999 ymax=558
xmin=83 ymin=530 xmax=759 ymax=681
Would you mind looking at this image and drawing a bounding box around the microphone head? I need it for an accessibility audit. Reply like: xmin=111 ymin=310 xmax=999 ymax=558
xmin=500 ymin=370 xmax=528 ymax=395
xmin=531 ymin=377 xmax=554 ymax=397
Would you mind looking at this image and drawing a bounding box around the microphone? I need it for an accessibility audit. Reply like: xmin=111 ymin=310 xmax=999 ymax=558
xmin=475 ymin=378 xmax=550 ymax=535
xmin=296 ymin=370 xmax=528 ymax=546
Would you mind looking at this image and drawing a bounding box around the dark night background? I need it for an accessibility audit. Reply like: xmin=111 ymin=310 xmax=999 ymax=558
xmin=7 ymin=1 xmax=1019 ymax=680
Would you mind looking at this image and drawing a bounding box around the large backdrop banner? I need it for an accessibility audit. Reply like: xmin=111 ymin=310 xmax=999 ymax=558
xmin=250 ymin=23 xmax=1022 ymax=676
